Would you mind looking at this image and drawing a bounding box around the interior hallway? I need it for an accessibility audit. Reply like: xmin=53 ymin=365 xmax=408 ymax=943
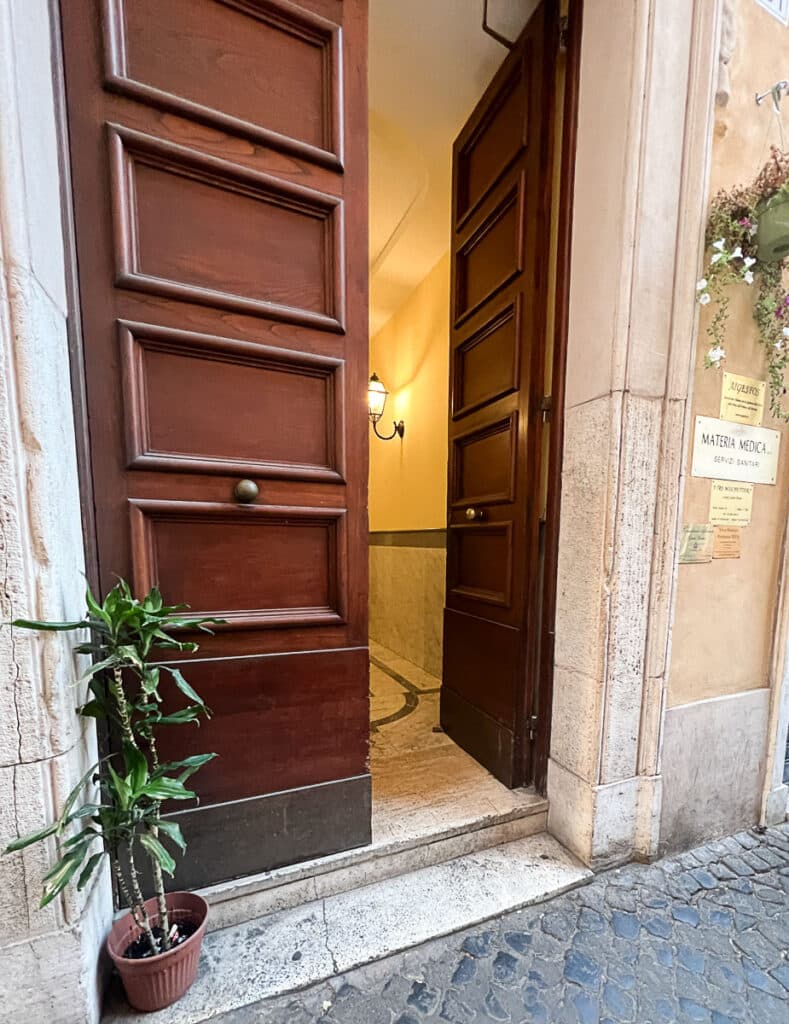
xmin=369 ymin=640 xmax=541 ymax=847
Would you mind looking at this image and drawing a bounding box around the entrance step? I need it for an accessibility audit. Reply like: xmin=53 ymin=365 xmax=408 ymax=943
xmin=201 ymin=772 xmax=548 ymax=934
xmin=103 ymin=832 xmax=591 ymax=1023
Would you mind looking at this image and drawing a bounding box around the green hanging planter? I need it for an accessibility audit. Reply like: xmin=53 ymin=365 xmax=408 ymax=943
xmin=756 ymin=189 xmax=789 ymax=262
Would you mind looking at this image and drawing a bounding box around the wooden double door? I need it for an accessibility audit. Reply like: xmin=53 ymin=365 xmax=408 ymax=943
xmin=60 ymin=0 xmax=370 ymax=888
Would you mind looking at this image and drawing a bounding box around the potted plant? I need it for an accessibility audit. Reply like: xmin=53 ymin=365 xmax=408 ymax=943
xmin=2 ymin=580 xmax=222 ymax=1012
xmin=696 ymin=146 xmax=789 ymax=419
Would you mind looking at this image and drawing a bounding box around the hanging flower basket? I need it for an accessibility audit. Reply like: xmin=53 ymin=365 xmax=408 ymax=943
xmin=696 ymin=147 xmax=789 ymax=419
xmin=756 ymin=190 xmax=789 ymax=263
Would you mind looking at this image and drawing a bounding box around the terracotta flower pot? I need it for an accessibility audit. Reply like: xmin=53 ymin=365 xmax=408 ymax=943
xmin=106 ymin=891 xmax=208 ymax=1012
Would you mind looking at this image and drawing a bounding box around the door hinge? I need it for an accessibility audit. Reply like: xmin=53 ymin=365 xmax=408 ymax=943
xmin=540 ymin=395 xmax=553 ymax=422
xmin=528 ymin=714 xmax=539 ymax=740
xmin=559 ymin=15 xmax=569 ymax=51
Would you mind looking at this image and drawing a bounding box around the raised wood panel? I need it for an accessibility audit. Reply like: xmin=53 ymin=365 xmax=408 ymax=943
xmin=452 ymin=297 xmax=522 ymax=419
xmin=130 ymin=500 xmax=347 ymax=629
xmin=120 ymin=321 xmax=345 ymax=480
xmin=443 ymin=608 xmax=519 ymax=728
xmin=447 ymin=522 xmax=513 ymax=607
xmin=109 ymin=126 xmax=345 ymax=330
xmin=455 ymin=52 xmax=530 ymax=228
xmin=454 ymin=175 xmax=525 ymax=326
xmin=450 ymin=413 xmax=518 ymax=507
xmin=102 ymin=0 xmax=343 ymax=168
xmin=153 ymin=648 xmax=369 ymax=804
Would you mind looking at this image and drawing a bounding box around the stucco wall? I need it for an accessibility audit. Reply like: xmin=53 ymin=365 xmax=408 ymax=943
xmin=368 ymin=252 xmax=450 ymax=533
xmin=661 ymin=0 xmax=789 ymax=852
xmin=0 ymin=2 xmax=111 ymax=1021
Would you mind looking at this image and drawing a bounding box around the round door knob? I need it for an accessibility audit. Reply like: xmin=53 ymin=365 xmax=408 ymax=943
xmin=465 ymin=507 xmax=485 ymax=521
xmin=234 ymin=479 xmax=259 ymax=503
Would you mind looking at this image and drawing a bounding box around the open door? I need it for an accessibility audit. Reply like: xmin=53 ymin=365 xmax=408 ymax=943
xmin=441 ymin=0 xmax=558 ymax=788
xmin=60 ymin=0 xmax=370 ymax=888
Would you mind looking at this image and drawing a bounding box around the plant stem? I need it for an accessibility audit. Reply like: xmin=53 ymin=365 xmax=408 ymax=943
xmin=110 ymin=667 xmax=136 ymax=749
xmin=146 ymin=733 xmax=171 ymax=949
xmin=126 ymin=836 xmax=159 ymax=955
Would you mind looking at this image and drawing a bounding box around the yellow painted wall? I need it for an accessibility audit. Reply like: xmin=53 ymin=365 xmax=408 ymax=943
xmin=669 ymin=2 xmax=789 ymax=707
xmin=368 ymin=252 xmax=449 ymax=532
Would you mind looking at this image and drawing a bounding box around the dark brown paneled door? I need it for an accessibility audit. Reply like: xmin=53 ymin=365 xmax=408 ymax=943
xmin=442 ymin=1 xmax=557 ymax=788
xmin=60 ymin=0 xmax=370 ymax=888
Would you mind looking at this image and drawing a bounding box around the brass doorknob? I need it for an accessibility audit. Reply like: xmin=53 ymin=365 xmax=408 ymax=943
xmin=465 ymin=507 xmax=485 ymax=521
xmin=234 ymin=479 xmax=259 ymax=503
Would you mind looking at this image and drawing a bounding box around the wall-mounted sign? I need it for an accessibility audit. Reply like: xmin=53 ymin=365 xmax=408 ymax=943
xmin=712 ymin=526 xmax=742 ymax=559
xmin=719 ymin=372 xmax=766 ymax=426
xmin=691 ymin=416 xmax=780 ymax=485
xmin=679 ymin=524 xmax=714 ymax=564
xmin=709 ymin=480 xmax=754 ymax=526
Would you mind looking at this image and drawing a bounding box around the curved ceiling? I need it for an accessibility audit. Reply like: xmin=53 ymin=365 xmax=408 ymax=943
xmin=369 ymin=0 xmax=538 ymax=335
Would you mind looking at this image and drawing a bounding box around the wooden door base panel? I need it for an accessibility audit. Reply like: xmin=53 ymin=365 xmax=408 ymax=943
xmin=128 ymin=774 xmax=372 ymax=895
xmin=440 ymin=688 xmax=515 ymax=789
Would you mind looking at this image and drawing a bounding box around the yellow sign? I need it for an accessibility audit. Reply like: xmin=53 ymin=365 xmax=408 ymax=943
xmin=709 ymin=480 xmax=753 ymax=526
xmin=679 ymin=524 xmax=714 ymax=564
xmin=713 ymin=526 xmax=741 ymax=559
xmin=720 ymin=372 xmax=766 ymax=426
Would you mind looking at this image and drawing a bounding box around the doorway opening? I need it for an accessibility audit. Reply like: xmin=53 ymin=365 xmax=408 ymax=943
xmin=367 ymin=0 xmax=568 ymax=848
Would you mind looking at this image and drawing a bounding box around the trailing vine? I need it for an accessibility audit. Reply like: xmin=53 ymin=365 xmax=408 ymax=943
xmin=697 ymin=147 xmax=789 ymax=420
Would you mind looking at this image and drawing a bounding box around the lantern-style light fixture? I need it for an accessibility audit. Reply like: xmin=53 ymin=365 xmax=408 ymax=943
xmin=367 ymin=372 xmax=405 ymax=441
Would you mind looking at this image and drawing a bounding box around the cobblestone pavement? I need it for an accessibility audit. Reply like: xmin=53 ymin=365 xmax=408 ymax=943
xmin=220 ymin=824 xmax=789 ymax=1024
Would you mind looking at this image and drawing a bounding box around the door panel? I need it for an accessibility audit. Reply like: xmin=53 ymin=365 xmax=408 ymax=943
xmin=61 ymin=0 xmax=369 ymax=888
xmin=442 ymin=1 xmax=557 ymax=788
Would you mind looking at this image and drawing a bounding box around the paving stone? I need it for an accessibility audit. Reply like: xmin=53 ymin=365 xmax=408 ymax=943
xmin=672 ymin=903 xmax=701 ymax=926
xmin=609 ymin=910 xmax=639 ymax=939
xmin=503 ymin=930 xmax=532 ymax=954
xmin=492 ymin=952 xmax=518 ymax=986
xmin=222 ymin=825 xmax=789 ymax=1024
xmin=643 ymin=915 xmax=672 ymax=938
xmin=451 ymin=955 xmax=476 ymax=986
xmin=563 ymin=948 xmax=602 ymax=990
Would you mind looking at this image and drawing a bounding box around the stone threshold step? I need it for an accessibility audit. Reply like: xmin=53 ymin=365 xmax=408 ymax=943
xmin=199 ymin=794 xmax=548 ymax=933
xmin=103 ymin=832 xmax=591 ymax=1024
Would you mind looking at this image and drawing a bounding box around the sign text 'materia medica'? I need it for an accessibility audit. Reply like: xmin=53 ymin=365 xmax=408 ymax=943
xmin=691 ymin=415 xmax=780 ymax=485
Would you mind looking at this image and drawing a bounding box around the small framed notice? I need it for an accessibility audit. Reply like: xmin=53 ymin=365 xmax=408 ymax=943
xmin=679 ymin=524 xmax=714 ymax=564
xmin=709 ymin=481 xmax=753 ymax=526
xmin=719 ymin=372 xmax=766 ymax=426
xmin=712 ymin=526 xmax=741 ymax=559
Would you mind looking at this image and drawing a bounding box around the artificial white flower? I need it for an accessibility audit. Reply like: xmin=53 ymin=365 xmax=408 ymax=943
xmin=711 ymin=253 xmax=724 ymax=264
xmin=696 ymin=278 xmax=708 ymax=291
xmin=743 ymin=270 xmax=754 ymax=285
xmin=783 ymin=326 xmax=789 ymax=338
xmin=712 ymin=238 xmax=726 ymax=251
xmin=708 ymin=345 xmax=725 ymax=365
xmin=731 ymin=246 xmax=743 ymax=259
xmin=698 ymin=292 xmax=711 ymax=305
xmin=775 ymin=341 xmax=784 ymax=351
xmin=743 ymin=256 xmax=757 ymax=269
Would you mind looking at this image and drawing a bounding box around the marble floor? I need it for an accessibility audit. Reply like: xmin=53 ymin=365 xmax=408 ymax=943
xmin=369 ymin=641 xmax=543 ymax=847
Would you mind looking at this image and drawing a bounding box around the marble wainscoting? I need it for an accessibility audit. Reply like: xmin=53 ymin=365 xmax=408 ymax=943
xmin=369 ymin=530 xmax=446 ymax=678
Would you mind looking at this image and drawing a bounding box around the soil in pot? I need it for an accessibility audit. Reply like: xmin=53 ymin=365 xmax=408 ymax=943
xmin=124 ymin=920 xmax=199 ymax=960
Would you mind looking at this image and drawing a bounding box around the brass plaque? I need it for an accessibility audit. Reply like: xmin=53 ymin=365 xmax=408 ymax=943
xmin=719 ymin=372 xmax=766 ymax=426
xmin=709 ymin=480 xmax=753 ymax=526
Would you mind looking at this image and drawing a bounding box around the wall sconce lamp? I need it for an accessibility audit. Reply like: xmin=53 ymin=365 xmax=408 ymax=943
xmin=367 ymin=373 xmax=405 ymax=441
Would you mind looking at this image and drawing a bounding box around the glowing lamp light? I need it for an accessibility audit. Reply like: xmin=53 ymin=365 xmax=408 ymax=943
xmin=367 ymin=372 xmax=405 ymax=441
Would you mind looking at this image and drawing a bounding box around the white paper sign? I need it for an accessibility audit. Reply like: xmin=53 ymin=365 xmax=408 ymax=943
xmin=691 ymin=416 xmax=780 ymax=485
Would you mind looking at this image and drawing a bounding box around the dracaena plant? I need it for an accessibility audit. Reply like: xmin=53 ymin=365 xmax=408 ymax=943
xmin=3 ymin=580 xmax=223 ymax=957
